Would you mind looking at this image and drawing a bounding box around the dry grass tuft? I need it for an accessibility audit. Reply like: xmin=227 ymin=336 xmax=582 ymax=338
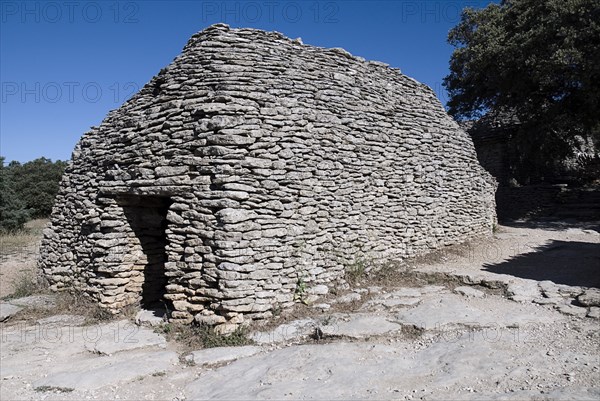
xmin=0 ymin=219 xmax=48 ymax=256
xmin=8 ymin=270 xmax=46 ymax=299
xmin=344 ymin=257 xmax=368 ymax=285
xmin=155 ymin=322 xmax=253 ymax=351
xmin=1 ymin=220 xmax=47 ymax=300
xmin=53 ymin=291 xmax=114 ymax=324
xmin=34 ymin=385 xmax=74 ymax=393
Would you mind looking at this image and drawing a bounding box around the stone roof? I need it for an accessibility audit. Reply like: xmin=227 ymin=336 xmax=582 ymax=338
xmin=461 ymin=110 xmax=521 ymax=143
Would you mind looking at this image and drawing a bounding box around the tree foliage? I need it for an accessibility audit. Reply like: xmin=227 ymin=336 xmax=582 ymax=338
xmin=0 ymin=157 xmax=67 ymax=231
xmin=444 ymin=0 xmax=600 ymax=182
xmin=0 ymin=157 xmax=31 ymax=232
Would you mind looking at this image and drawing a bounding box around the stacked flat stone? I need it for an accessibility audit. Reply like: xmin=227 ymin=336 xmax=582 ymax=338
xmin=39 ymin=24 xmax=497 ymax=327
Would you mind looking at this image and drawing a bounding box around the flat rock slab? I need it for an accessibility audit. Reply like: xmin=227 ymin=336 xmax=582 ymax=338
xmin=186 ymin=334 xmax=598 ymax=400
xmin=539 ymin=280 xmax=560 ymax=296
xmin=322 ymin=314 xmax=402 ymax=338
xmin=33 ymin=350 xmax=178 ymax=391
xmin=395 ymin=294 xmax=554 ymax=330
xmin=252 ymin=319 xmax=316 ymax=344
xmin=8 ymin=295 xmax=56 ymax=309
xmin=186 ymin=343 xmax=414 ymax=400
xmin=587 ymin=307 xmax=600 ymax=319
xmin=507 ymin=280 xmax=541 ymax=302
xmin=555 ymin=284 xmax=584 ymax=297
xmin=135 ymin=308 xmax=168 ymax=326
xmin=578 ymin=289 xmax=600 ymax=307
xmin=188 ymin=346 xmax=263 ymax=366
xmin=0 ymin=303 xmax=23 ymax=321
xmin=385 ymin=287 xmax=422 ymax=298
xmin=37 ymin=314 xmax=86 ymax=326
xmin=420 ymin=285 xmax=446 ymax=294
xmin=396 ymin=296 xmax=488 ymax=330
xmin=380 ymin=297 xmax=421 ymax=307
xmin=84 ymin=320 xmax=166 ymax=355
xmin=361 ymin=297 xmax=420 ymax=311
xmin=556 ymin=304 xmax=588 ymax=317
xmin=533 ymin=296 xmax=565 ymax=306
xmin=454 ymin=286 xmax=485 ymax=298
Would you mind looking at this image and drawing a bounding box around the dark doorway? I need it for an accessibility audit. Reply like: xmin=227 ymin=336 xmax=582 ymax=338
xmin=117 ymin=195 xmax=172 ymax=308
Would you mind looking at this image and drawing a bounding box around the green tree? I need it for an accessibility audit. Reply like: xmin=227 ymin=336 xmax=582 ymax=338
xmin=444 ymin=0 xmax=600 ymax=183
xmin=0 ymin=157 xmax=31 ymax=232
xmin=8 ymin=157 xmax=67 ymax=218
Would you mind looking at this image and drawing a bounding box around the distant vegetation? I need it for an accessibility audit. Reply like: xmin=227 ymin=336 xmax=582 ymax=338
xmin=444 ymin=0 xmax=599 ymax=183
xmin=0 ymin=157 xmax=67 ymax=232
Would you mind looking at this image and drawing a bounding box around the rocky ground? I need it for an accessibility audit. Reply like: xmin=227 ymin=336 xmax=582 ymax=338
xmin=0 ymin=220 xmax=599 ymax=400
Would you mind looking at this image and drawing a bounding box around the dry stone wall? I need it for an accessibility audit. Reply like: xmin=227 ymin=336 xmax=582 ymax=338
xmin=39 ymin=24 xmax=497 ymax=327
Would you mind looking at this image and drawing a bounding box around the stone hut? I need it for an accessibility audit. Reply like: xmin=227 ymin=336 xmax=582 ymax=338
xmin=461 ymin=119 xmax=512 ymax=186
xmin=39 ymin=24 xmax=497 ymax=326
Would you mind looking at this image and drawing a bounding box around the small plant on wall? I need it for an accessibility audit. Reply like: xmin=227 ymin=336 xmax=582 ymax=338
xmin=294 ymin=276 xmax=309 ymax=305
xmin=344 ymin=257 xmax=367 ymax=285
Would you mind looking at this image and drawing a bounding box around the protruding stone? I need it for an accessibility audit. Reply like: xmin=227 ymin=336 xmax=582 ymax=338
xmin=556 ymin=304 xmax=588 ymax=317
xmin=587 ymin=307 xmax=600 ymax=319
xmin=0 ymin=303 xmax=23 ymax=322
xmin=135 ymin=309 xmax=169 ymax=326
xmin=334 ymin=293 xmax=362 ymax=304
xmin=216 ymin=208 xmax=258 ymax=224
xmin=187 ymin=346 xmax=262 ymax=366
xmin=308 ymin=285 xmax=329 ymax=295
xmin=195 ymin=314 xmax=227 ymax=326
xmin=454 ymin=286 xmax=485 ymax=298
xmin=578 ymin=289 xmax=600 ymax=307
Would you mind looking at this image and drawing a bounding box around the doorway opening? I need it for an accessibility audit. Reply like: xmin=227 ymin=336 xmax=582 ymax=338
xmin=117 ymin=194 xmax=172 ymax=308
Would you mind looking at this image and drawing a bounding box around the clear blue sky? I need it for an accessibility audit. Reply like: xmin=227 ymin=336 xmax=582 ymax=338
xmin=1 ymin=0 xmax=494 ymax=163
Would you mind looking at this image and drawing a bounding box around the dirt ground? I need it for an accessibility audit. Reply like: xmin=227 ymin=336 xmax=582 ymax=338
xmin=0 ymin=219 xmax=598 ymax=400
xmin=0 ymin=219 xmax=46 ymax=299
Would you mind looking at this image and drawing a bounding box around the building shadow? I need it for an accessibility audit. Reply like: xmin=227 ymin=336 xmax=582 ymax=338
xmin=483 ymin=240 xmax=600 ymax=288
xmin=500 ymin=219 xmax=600 ymax=232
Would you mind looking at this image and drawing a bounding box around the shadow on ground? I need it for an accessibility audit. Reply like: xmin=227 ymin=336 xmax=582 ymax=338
xmin=500 ymin=218 xmax=600 ymax=232
xmin=483 ymin=240 xmax=600 ymax=288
